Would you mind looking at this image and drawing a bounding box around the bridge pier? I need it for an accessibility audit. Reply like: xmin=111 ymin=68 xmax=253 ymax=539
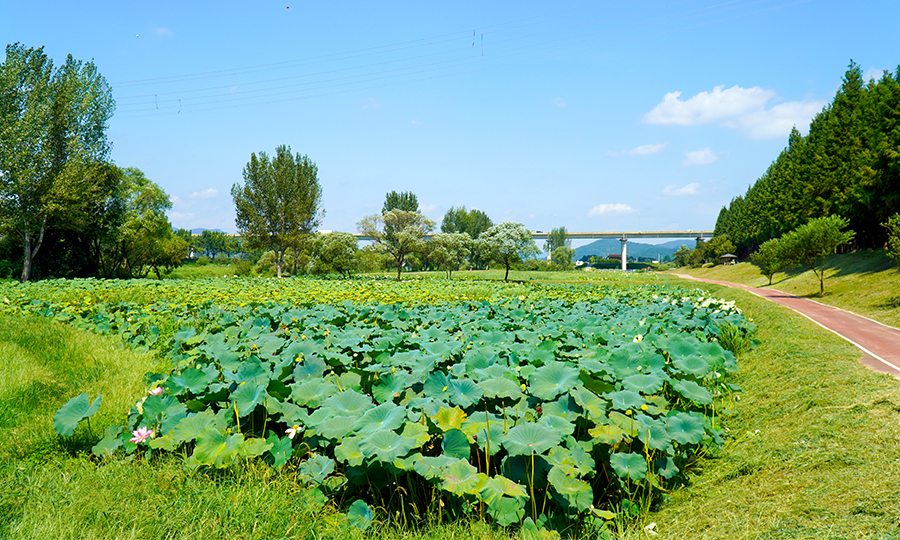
xmin=620 ymin=238 xmax=627 ymax=271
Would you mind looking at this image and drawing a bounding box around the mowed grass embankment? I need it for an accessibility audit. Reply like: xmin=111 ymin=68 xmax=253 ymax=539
xmin=0 ymin=313 xmax=510 ymax=540
xmin=669 ymin=249 xmax=900 ymax=328
xmin=1 ymin=273 xmax=899 ymax=539
xmin=643 ymin=281 xmax=900 ymax=539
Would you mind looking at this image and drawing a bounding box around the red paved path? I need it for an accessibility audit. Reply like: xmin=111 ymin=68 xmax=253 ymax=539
xmin=674 ymin=274 xmax=900 ymax=378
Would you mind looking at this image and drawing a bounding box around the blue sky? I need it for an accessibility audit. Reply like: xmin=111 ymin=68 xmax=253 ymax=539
xmin=4 ymin=0 xmax=899 ymax=242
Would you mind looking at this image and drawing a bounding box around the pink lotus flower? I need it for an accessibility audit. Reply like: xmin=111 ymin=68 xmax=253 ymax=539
xmin=130 ymin=426 xmax=154 ymax=444
xmin=286 ymin=425 xmax=300 ymax=439
xmin=149 ymin=387 xmax=163 ymax=396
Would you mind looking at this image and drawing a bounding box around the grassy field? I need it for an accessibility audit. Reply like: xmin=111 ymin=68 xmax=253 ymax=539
xmin=2 ymin=271 xmax=900 ymax=539
xmin=668 ymin=249 xmax=900 ymax=328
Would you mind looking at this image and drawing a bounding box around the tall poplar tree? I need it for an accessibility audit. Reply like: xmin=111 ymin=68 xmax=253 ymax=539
xmin=231 ymin=145 xmax=323 ymax=277
xmin=0 ymin=44 xmax=115 ymax=281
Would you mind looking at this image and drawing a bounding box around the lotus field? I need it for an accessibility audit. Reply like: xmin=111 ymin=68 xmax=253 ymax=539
xmin=1 ymin=276 xmax=751 ymax=534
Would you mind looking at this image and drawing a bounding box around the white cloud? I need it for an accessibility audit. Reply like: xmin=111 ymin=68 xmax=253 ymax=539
xmin=169 ymin=211 xmax=195 ymax=221
xmin=663 ymin=182 xmax=701 ymax=196
xmin=552 ymin=97 xmax=567 ymax=108
xmin=644 ymin=85 xmax=824 ymax=139
xmin=682 ymin=148 xmax=718 ymax=166
xmin=608 ymin=143 xmax=667 ymax=157
xmin=188 ymin=188 xmax=219 ymax=199
xmin=588 ymin=203 xmax=635 ymax=216
xmin=155 ymin=27 xmax=173 ymax=37
xmin=418 ymin=203 xmax=437 ymax=213
xmin=734 ymin=100 xmax=826 ymax=139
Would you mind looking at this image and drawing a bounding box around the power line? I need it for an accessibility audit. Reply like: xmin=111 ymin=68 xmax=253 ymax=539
xmin=112 ymin=0 xmax=811 ymax=120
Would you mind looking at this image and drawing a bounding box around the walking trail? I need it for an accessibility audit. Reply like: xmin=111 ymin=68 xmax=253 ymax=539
xmin=673 ymin=274 xmax=900 ymax=378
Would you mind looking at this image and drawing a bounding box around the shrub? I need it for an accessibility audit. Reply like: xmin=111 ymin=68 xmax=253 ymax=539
xmin=884 ymin=214 xmax=900 ymax=267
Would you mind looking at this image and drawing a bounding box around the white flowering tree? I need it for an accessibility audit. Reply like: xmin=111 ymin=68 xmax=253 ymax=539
xmin=476 ymin=222 xmax=539 ymax=281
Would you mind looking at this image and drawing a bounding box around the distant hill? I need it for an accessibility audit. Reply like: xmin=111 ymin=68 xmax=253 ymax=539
xmin=574 ymin=238 xmax=696 ymax=261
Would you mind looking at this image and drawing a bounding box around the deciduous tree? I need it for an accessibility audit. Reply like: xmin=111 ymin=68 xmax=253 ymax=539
xmin=428 ymin=232 xmax=471 ymax=279
xmin=551 ymin=246 xmax=576 ymax=270
xmin=309 ymin=231 xmax=359 ymax=277
xmin=545 ymin=226 xmax=570 ymax=255
xmin=0 ymin=44 xmax=115 ymax=281
xmin=778 ymin=215 xmax=855 ymax=295
xmin=476 ymin=222 xmax=539 ymax=282
xmin=231 ymin=145 xmax=323 ymax=277
xmin=750 ymin=238 xmax=783 ymax=285
xmin=358 ymin=210 xmax=434 ymax=281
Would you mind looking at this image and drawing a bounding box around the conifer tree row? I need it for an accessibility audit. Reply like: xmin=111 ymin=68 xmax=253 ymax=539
xmin=715 ymin=62 xmax=900 ymax=254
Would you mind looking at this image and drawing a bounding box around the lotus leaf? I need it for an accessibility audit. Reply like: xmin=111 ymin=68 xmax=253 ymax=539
xmin=447 ymin=378 xmax=484 ymax=408
xmin=232 ymin=358 xmax=270 ymax=385
xmin=92 ymin=425 xmax=122 ymax=457
xmin=538 ymin=415 xmax=575 ymax=438
xmin=290 ymin=379 xmax=338 ymax=408
xmin=423 ymin=371 xmax=451 ymax=400
xmin=529 ymin=362 xmax=580 ymax=400
xmin=654 ymin=455 xmax=680 ymax=479
xmin=604 ymin=389 xmax=645 ymax=411
xmin=320 ymin=389 xmax=373 ymax=416
xmin=300 ymin=455 xmax=335 ymax=484
xmin=347 ymin=500 xmax=374 ymax=530
xmin=609 ymin=452 xmax=648 ymax=481
xmin=588 ymin=423 xmax=628 ymax=446
xmin=546 ymin=443 xmax=595 ymax=477
xmin=315 ymin=415 xmax=358 ymax=440
xmin=372 ymin=371 xmax=413 ymax=403
xmin=353 ymin=402 xmax=407 ymax=435
xmin=233 ymin=382 xmax=270 ymax=417
xmin=240 ymin=437 xmax=273 ymax=459
xmin=142 ymin=395 xmax=187 ymax=433
xmin=431 ymin=406 xmax=467 ymax=431
xmin=392 ymin=451 xmax=423 ymax=471
xmin=477 ymin=377 xmax=524 ymax=400
xmin=53 ymin=393 xmax=102 ymax=437
xmin=480 ymin=475 xmax=528 ymax=507
xmin=672 ymin=355 xmax=711 ymax=377
xmin=541 ymin=394 xmax=583 ymax=421
xmin=570 ymin=387 xmax=607 ymax=419
xmin=667 ymin=413 xmax=706 ymax=445
xmin=413 ymin=455 xmax=459 ymax=479
xmin=670 ymin=379 xmax=713 ymax=405
xmin=503 ymin=423 xmax=561 ymax=456
xmin=400 ymin=421 xmax=431 ymax=447
xmin=547 ymin=466 xmax=593 ymax=511
xmin=170 ymin=409 xmax=218 ymax=445
xmin=267 ymin=432 xmax=293 ymax=468
xmin=635 ymin=417 xmax=673 ymax=452
xmin=171 ymin=368 xmax=210 ymax=394
xmin=442 ymin=428 xmax=471 ymax=459
xmin=334 ymin=436 xmax=365 ymax=466
xmin=460 ymin=413 xmax=506 ymax=454
xmin=441 ymin=459 xmax=481 ymax=495
xmin=293 ymin=356 xmax=327 ymax=380
xmin=359 ymin=430 xmax=417 ymax=462
xmin=621 ymin=373 xmax=664 ymax=394
xmin=193 ymin=426 xmax=245 ymax=467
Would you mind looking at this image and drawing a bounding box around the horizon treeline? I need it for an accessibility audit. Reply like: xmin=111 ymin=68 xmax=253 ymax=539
xmin=714 ymin=62 xmax=900 ymax=255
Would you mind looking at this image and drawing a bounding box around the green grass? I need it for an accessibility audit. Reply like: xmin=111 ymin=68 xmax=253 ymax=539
xmin=3 ymin=273 xmax=900 ymax=539
xmin=669 ymin=249 xmax=900 ymax=327
xmin=640 ymin=282 xmax=900 ymax=539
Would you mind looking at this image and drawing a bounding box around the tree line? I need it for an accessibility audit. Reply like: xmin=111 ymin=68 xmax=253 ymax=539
xmin=715 ymin=62 xmax=900 ymax=255
xmin=0 ymin=43 xmax=581 ymax=282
